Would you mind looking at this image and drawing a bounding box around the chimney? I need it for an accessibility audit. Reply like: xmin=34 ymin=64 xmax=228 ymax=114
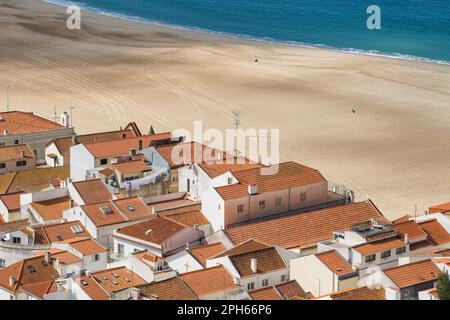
xmin=20 ymin=150 xmax=25 ymax=158
xmin=138 ymin=139 xmax=143 ymax=151
xmin=71 ymin=135 xmax=76 ymax=145
xmin=121 ymin=133 xmax=126 ymax=139
xmin=130 ymin=287 xmax=141 ymax=300
xmin=60 ymin=112 xmax=70 ymax=128
xmin=248 ymin=184 xmax=257 ymax=195
xmin=3 ymin=129 xmax=8 ymax=136
xmin=250 ymin=258 xmax=257 ymax=273
xmin=151 ymin=206 xmax=156 ymax=216
xmin=9 ymin=277 xmax=16 ymax=286
xmin=45 ymin=251 xmax=51 ymax=264
xmin=129 ymin=149 xmax=136 ymax=157
xmin=186 ymin=242 xmax=190 ymax=250
xmin=404 ymin=233 xmax=409 ymax=244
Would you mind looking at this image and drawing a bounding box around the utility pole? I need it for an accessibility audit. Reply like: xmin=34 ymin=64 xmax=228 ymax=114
xmin=232 ymin=110 xmax=241 ymax=157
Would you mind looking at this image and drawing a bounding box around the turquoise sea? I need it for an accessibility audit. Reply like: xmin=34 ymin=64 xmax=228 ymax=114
xmin=46 ymin=0 xmax=450 ymax=64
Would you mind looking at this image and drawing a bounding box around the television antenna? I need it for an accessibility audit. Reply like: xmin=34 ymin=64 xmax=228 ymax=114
xmin=4 ymin=82 xmax=11 ymax=112
xmin=68 ymin=102 xmax=76 ymax=127
xmin=232 ymin=110 xmax=240 ymax=132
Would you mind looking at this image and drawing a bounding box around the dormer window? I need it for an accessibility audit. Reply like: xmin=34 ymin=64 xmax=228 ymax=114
xmin=27 ymin=265 xmax=36 ymax=273
xmin=100 ymin=204 xmax=113 ymax=214
xmin=71 ymin=225 xmax=83 ymax=234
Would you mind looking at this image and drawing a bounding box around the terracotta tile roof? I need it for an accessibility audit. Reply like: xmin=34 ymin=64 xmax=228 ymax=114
xmin=215 ymin=161 xmax=326 ymax=200
xmin=81 ymin=201 xmax=127 ymax=227
xmin=212 ymin=239 xmax=270 ymax=259
xmin=418 ymin=219 xmax=450 ymax=245
xmin=136 ymin=276 xmax=198 ymax=300
xmin=162 ymin=210 xmax=209 ymax=227
xmin=155 ymin=142 xmax=230 ymax=168
xmin=329 ymin=286 xmax=385 ymax=300
xmin=0 ymin=219 xmax=30 ymax=234
xmin=315 ymin=250 xmax=355 ymax=276
xmin=0 ymin=144 xmax=35 ymax=162
xmin=409 ymin=239 xmax=434 ymax=251
xmin=0 ymin=111 xmax=64 ymax=134
xmin=384 ymin=259 xmax=441 ymax=289
xmin=33 ymin=221 xmax=92 ymax=244
xmin=428 ymin=202 xmax=450 ymax=214
xmin=99 ymin=167 xmax=114 ymax=177
xmin=0 ymin=166 xmax=70 ymax=193
xmin=225 ymin=201 xmax=387 ymax=249
xmin=30 ymin=196 xmax=71 ymax=221
xmin=249 ymin=286 xmax=281 ymax=300
xmin=0 ymin=191 xmax=23 ymax=211
xmin=392 ymin=215 xmax=413 ymax=224
xmin=115 ymin=217 xmax=186 ymax=245
xmin=229 ymin=247 xmax=287 ymax=277
xmin=62 ymin=237 xmax=107 ymax=256
xmin=353 ymin=237 xmax=407 ymax=256
xmin=199 ymin=161 xmax=263 ymax=179
xmin=49 ymin=250 xmax=82 ymax=265
xmin=91 ymin=266 xmax=146 ymax=294
xmin=181 ymin=265 xmax=239 ymax=297
xmin=189 ymin=243 xmax=227 ymax=267
xmin=110 ymin=160 xmax=152 ymax=175
xmin=21 ymin=280 xmax=60 ymax=299
xmin=85 ymin=133 xmax=171 ymax=158
xmin=111 ymin=196 xmax=152 ymax=221
xmin=82 ymin=197 xmax=153 ymax=227
xmin=75 ymin=274 xmax=110 ymax=300
xmin=394 ymin=220 xmax=428 ymax=242
xmin=51 ymin=128 xmax=138 ymax=156
xmin=0 ymin=254 xmax=60 ymax=293
xmin=148 ymin=196 xmax=197 ymax=213
xmin=275 ymin=280 xmax=308 ymax=300
xmin=72 ymin=179 xmax=113 ymax=204
xmin=132 ymin=251 xmax=165 ymax=265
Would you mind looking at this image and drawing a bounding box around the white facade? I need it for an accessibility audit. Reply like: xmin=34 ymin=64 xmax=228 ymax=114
xmin=70 ymin=144 xmax=96 ymax=182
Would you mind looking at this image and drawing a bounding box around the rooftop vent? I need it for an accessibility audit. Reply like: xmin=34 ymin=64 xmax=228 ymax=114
xmin=100 ymin=204 xmax=113 ymax=214
xmin=9 ymin=277 xmax=16 ymax=286
xmin=127 ymin=205 xmax=135 ymax=212
xmin=80 ymin=280 xmax=89 ymax=286
xmin=248 ymin=184 xmax=257 ymax=195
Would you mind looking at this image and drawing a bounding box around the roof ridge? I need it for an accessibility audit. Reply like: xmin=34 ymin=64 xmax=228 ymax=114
xmin=84 ymin=132 xmax=172 ymax=146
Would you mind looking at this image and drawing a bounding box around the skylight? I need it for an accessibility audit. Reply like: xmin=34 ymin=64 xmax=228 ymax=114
xmin=100 ymin=204 xmax=113 ymax=214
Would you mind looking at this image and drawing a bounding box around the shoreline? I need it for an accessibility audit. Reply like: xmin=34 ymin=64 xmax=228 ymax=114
xmin=42 ymin=0 xmax=450 ymax=66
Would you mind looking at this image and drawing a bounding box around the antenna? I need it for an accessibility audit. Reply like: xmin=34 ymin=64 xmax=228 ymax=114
xmin=5 ymin=82 xmax=11 ymax=112
xmin=232 ymin=110 xmax=240 ymax=132
xmin=54 ymin=106 xmax=57 ymax=122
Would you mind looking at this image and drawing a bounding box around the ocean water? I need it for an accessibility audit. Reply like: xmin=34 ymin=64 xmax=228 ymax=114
xmin=46 ymin=0 xmax=450 ymax=64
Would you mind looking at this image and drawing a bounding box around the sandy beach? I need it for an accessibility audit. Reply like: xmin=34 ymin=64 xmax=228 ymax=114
xmin=0 ymin=0 xmax=449 ymax=219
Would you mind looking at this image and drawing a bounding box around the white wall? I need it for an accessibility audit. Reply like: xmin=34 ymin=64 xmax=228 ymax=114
xmin=45 ymin=142 xmax=64 ymax=167
xmin=70 ymin=144 xmax=95 ymax=182
xmin=165 ymin=250 xmax=203 ymax=274
xmin=201 ymin=188 xmax=225 ymax=231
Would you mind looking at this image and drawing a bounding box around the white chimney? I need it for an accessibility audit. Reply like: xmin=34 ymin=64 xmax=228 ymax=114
xmin=45 ymin=251 xmax=51 ymax=264
xmin=60 ymin=112 xmax=70 ymax=127
xmin=20 ymin=150 xmax=25 ymax=158
xmin=151 ymin=206 xmax=156 ymax=216
xmin=250 ymin=258 xmax=257 ymax=273
xmin=9 ymin=277 xmax=16 ymax=286
xmin=3 ymin=129 xmax=8 ymax=136
xmin=248 ymin=184 xmax=257 ymax=195
xmin=404 ymin=233 xmax=409 ymax=244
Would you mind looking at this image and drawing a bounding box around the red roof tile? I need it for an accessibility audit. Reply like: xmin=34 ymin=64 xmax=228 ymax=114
xmin=315 ymin=250 xmax=355 ymax=275
xmin=384 ymin=259 xmax=440 ymax=289
xmin=0 ymin=111 xmax=64 ymax=134
xmin=72 ymin=179 xmax=113 ymax=204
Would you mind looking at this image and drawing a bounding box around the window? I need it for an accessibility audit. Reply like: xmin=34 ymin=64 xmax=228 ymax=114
xmin=300 ymin=192 xmax=307 ymax=202
xmin=71 ymin=225 xmax=83 ymax=234
xmin=365 ymin=254 xmax=376 ymax=263
xmin=0 ymin=163 xmax=5 ymax=169
xmin=12 ymin=237 xmax=21 ymax=244
xmin=172 ymin=176 xmax=178 ymax=182
xmin=16 ymin=160 xmax=26 ymax=167
xmin=13 ymin=139 xmax=19 ymax=145
xmin=117 ymin=244 xmax=124 ymax=256
xmin=281 ymin=275 xmax=287 ymax=282
xmin=0 ymin=259 xmax=5 ymax=268
xmin=262 ymin=279 xmax=269 ymax=287
xmin=93 ymin=254 xmax=100 ymax=262
xmin=56 ymin=235 xmax=63 ymax=241
xmin=275 ymin=197 xmax=282 ymax=206
xmin=227 ymin=177 xmax=233 ymax=185
xmin=218 ymin=204 xmax=221 ymax=210
xmin=247 ymin=282 xmax=255 ymax=291
xmin=237 ymin=204 xmax=244 ymax=213
xmin=27 ymin=265 xmax=36 ymax=273
xmin=381 ymin=250 xmax=391 ymax=259
xmin=0 ymin=142 xmax=4 ymax=146
xmin=258 ymin=200 xmax=266 ymax=209
xmin=123 ymin=176 xmax=139 ymax=182
xmin=100 ymin=158 xmax=108 ymax=165
xmin=33 ymin=149 xmax=39 ymax=158
xmin=396 ymin=246 xmax=406 ymax=255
